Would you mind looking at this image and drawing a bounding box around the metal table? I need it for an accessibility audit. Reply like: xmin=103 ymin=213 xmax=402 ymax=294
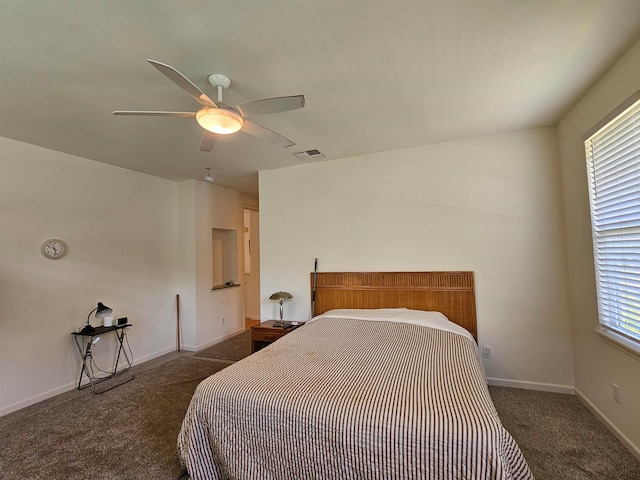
xmin=71 ymin=324 xmax=134 ymax=393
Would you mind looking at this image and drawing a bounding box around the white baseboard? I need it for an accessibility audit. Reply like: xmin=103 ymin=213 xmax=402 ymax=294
xmin=133 ymin=345 xmax=178 ymax=364
xmin=575 ymin=388 xmax=640 ymax=462
xmin=181 ymin=328 xmax=245 ymax=353
xmin=0 ymin=381 xmax=78 ymax=417
xmin=1 ymin=344 xmax=179 ymax=418
xmin=487 ymin=377 xmax=575 ymax=394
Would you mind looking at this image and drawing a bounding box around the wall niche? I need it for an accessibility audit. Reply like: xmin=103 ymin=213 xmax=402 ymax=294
xmin=212 ymin=228 xmax=239 ymax=289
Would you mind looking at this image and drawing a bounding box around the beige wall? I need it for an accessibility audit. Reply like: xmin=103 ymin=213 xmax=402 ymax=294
xmin=0 ymin=139 xmax=258 ymax=415
xmin=174 ymin=180 xmax=260 ymax=351
xmin=558 ymin=38 xmax=640 ymax=457
xmin=259 ymin=127 xmax=575 ymax=391
xmin=243 ymin=209 xmax=261 ymax=321
xmin=191 ymin=181 xmax=258 ymax=350
xmin=177 ymin=181 xmax=197 ymax=349
xmin=0 ymin=137 xmax=178 ymax=415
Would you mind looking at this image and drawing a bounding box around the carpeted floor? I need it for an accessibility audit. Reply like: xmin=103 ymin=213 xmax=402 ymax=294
xmin=490 ymin=387 xmax=640 ymax=480
xmin=1 ymin=331 xmax=639 ymax=479
xmin=194 ymin=329 xmax=252 ymax=362
xmin=0 ymin=352 xmax=226 ymax=480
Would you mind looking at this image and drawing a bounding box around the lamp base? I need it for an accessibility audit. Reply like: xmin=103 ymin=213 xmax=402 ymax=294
xmin=273 ymin=321 xmax=294 ymax=329
xmin=80 ymin=325 xmax=96 ymax=334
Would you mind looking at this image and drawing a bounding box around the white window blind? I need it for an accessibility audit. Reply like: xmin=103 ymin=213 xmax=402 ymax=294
xmin=585 ymin=95 xmax=640 ymax=343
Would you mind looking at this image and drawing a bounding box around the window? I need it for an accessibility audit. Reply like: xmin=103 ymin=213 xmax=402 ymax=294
xmin=584 ymin=92 xmax=640 ymax=346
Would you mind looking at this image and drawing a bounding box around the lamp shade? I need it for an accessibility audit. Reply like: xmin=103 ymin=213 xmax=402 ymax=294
xmin=269 ymin=291 xmax=293 ymax=301
xmin=95 ymin=302 xmax=113 ymax=318
xmin=196 ymin=108 xmax=243 ymax=134
xmin=81 ymin=302 xmax=113 ymax=333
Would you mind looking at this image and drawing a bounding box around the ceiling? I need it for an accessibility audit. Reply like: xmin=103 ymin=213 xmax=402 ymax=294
xmin=1 ymin=1 xmax=640 ymax=196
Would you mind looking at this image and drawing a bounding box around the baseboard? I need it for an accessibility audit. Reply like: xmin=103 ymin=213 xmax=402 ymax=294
xmin=0 ymin=381 xmax=78 ymax=417
xmin=181 ymin=328 xmax=245 ymax=353
xmin=1 ymin=344 xmax=179 ymax=418
xmin=132 ymin=345 xmax=177 ymax=364
xmin=575 ymin=388 xmax=640 ymax=462
xmin=487 ymin=377 xmax=575 ymax=394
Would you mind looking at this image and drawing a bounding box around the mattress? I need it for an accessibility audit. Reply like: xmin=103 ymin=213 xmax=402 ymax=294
xmin=178 ymin=309 xmax=533 ymax=479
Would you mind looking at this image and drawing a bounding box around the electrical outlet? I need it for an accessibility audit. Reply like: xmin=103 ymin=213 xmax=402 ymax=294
xmin=613 ymin=384 xmax=621 ymax=404
xmin=483 ymin=346 xmax=491 ymax=358
xmin=220 ymin=316 xmax=225 ymax=325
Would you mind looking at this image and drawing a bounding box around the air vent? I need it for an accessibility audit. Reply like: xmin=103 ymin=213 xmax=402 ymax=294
xmin=293 ymin=149 xmax=325 ymax=161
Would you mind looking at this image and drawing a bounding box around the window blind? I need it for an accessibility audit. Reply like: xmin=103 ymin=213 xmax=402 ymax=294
xmin=585 ymin=96 xmax=640 ymax=343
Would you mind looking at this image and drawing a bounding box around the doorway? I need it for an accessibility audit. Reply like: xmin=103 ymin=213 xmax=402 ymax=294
xmin=243 ymin=208 xmax=260 ymax=329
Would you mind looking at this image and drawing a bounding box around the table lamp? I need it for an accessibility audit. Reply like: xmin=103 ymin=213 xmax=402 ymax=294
xmin=269 ymin=291 xmax=293 ymax=327
xmin=81 ymin=302 xmax=113 ymax=334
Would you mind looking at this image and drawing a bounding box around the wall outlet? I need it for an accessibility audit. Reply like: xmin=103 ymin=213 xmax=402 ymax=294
xmin=613 ymin=384 xmax=621 ymax=404
xmin=483 ymin=346 xmax=491 ymax=358
xmin=220 ymin=316 xmax=225 ymax=325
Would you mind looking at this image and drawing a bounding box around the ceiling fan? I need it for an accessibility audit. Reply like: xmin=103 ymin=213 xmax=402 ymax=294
xmin=113 ymin=60 xmax=305 ymax=152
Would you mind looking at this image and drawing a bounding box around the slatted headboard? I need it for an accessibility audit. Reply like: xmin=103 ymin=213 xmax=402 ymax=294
xmin=310 ymin=271 xmax=477 ymax=340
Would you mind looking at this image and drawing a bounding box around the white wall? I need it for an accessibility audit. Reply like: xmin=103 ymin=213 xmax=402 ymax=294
xmin=195 ymin=181 xmax=243 ymax=347
xmin=177 ymin=181 xmax=197 ymax=349
xmin=260 ymin=128 xmax=574 ymax=390
xmin=558 ymin=37 xmax=640 ymax=456
xmin=243 ymin=209 xmax=261 ymax=321
xmin=0 ymin=138 xmax=259 ymax=415
xmin=0 ymin=137 xmax=178 ymax=415
xmin=177 ymin=180 xmax=258 ymax=351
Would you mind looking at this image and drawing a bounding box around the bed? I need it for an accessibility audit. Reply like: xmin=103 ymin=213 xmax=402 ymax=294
xmin=178 ymin=272 xmax=533 ymax=479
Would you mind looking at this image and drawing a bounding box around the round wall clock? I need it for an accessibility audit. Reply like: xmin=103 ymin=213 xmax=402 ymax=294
xmin=41 ymin=239 xmax=67 ymax=259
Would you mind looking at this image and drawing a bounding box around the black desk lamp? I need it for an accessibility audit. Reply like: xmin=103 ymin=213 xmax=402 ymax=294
xmin=81 ymin=302 xmax=113 ymax=334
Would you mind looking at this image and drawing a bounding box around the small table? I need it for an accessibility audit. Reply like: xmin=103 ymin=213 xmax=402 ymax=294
xmin=71 ymin=324 xmax=134 ymax=393
xmin=251 ymin=320 xmax=305 ymax=353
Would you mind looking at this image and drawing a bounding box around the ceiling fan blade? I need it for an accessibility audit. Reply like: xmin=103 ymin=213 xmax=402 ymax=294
xmin=235 ymin=95 xmax=305 ymax=118
xmin=147 ymin=59 xmax=217 ymax=108
xmin=113 ymin=110 xmax=196 ymax=117
xmin=241 ymin=120 xmax=295 ymax=148
xmin=200 ymin=131 xmax=218 ymax=152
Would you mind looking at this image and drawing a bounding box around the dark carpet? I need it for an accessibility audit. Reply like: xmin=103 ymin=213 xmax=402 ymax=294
xmin=489 ymin=386 xmax=640 ymax=480
xmin=0 ymin=353 xmax=228 ymax=480
xmin=194 ymin=329 xmax=252 ymax=362
xmin=1 ymin=330 xmax=638 ymax=479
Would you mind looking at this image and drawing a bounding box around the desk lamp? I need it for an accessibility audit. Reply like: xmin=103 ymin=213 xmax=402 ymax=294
xmin=269 ymin=291 xmax=293 ymax=327
xmin=81 ymin=302 xmax=113 ymax=334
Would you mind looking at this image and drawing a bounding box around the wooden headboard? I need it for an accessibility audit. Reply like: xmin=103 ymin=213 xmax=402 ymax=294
xmin=310 ymin=271 xmax=477 ymax=340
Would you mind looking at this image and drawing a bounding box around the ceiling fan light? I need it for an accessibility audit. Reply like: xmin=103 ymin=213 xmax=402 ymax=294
xmin=196 ymin=108 xmax=243 ymax=134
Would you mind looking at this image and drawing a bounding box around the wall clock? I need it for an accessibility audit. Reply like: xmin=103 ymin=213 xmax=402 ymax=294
xmin=41 ymin=239 xmax=67 ymax=259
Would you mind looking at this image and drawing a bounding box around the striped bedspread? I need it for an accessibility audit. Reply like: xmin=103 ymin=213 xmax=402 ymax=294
xmin=178 ymin=315 xmax=533 ymax=479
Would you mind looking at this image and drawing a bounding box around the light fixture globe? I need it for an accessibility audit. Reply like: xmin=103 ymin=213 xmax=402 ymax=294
xmin=196 ymin=107 xmax=243 ymax=134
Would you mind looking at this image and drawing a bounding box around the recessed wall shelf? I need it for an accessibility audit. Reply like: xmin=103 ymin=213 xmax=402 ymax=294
xmin=211 ymin=283 xmax=241 ymax=291
xmin=212 ymin=227 xmax=238 ymax=289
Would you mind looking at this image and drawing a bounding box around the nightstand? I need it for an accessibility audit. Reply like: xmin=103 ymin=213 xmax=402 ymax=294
xmin=251 ymin=320 xmax=304 ymax=353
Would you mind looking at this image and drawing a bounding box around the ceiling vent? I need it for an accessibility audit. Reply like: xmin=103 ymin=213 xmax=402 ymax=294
xmin=293 ymin=149 xmax=325 ymax=161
